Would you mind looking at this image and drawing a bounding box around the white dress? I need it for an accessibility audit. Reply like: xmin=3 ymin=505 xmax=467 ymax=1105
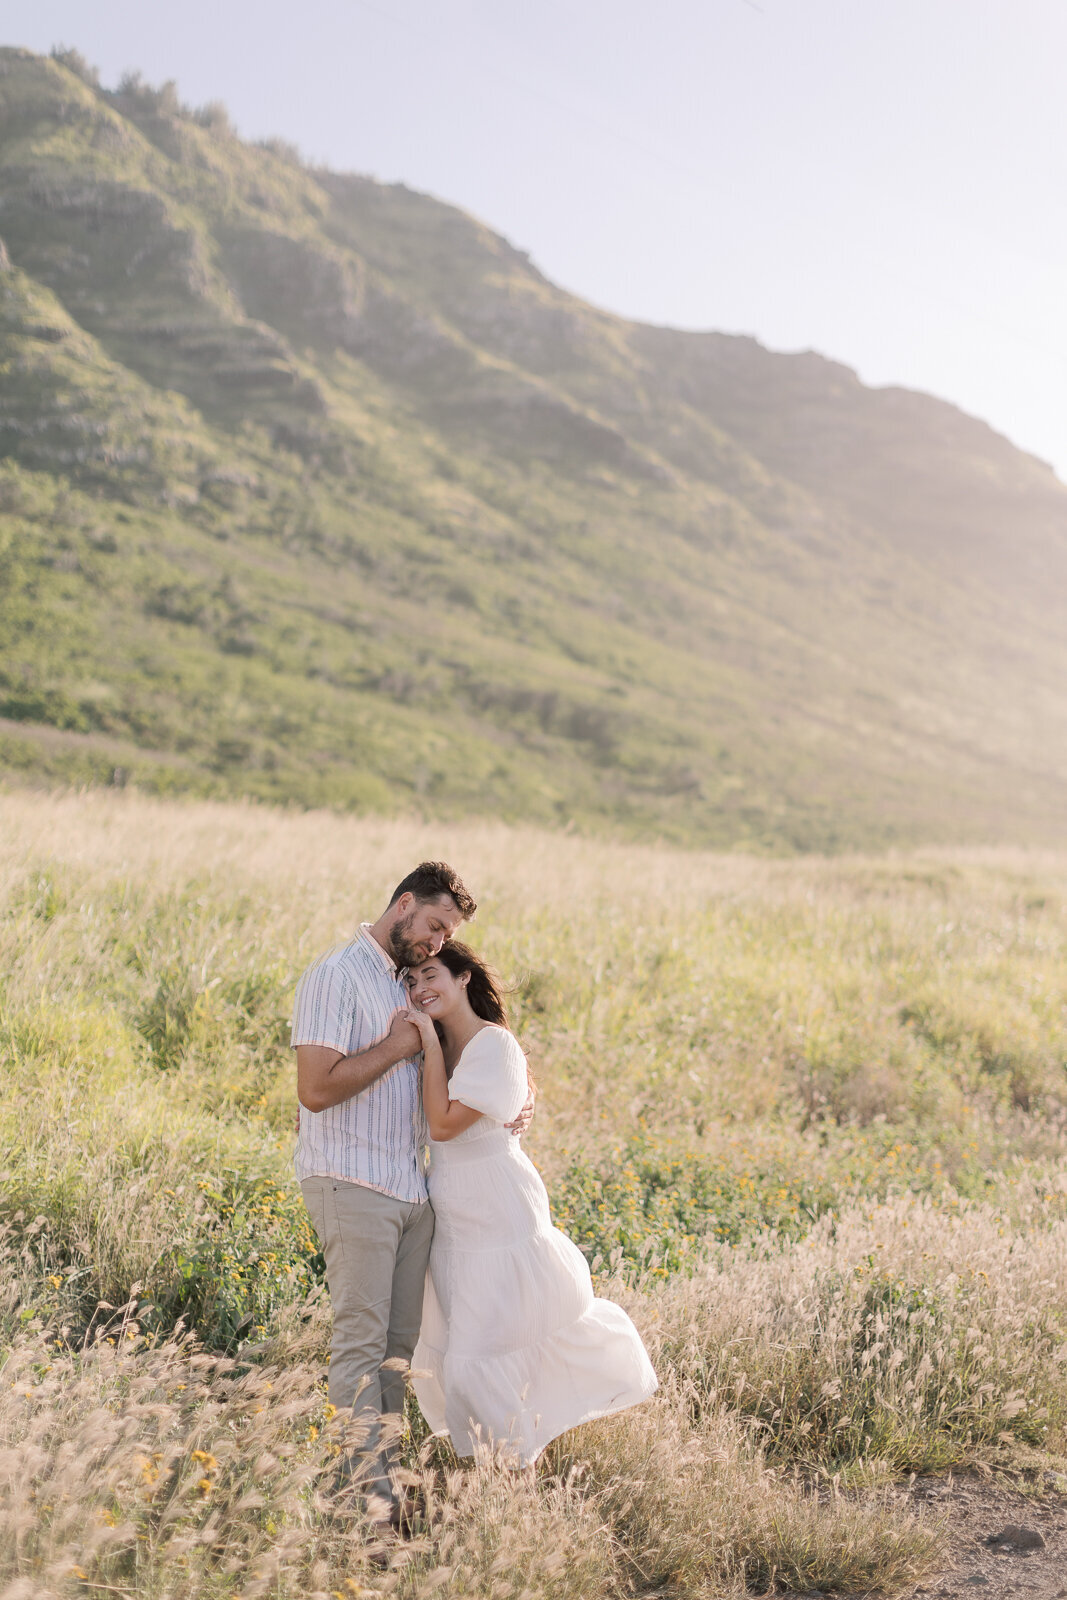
xmin=412 ymin=1025 xmax=658 ymax=1465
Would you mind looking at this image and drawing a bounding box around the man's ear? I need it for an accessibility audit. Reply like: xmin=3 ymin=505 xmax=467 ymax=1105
xmin=393 ymin=892 xmax=413 ymax=916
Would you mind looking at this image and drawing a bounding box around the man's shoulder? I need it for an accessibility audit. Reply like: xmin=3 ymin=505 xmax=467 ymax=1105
xmin=291 ymin=938 xmax=371 ymax=1041
xmin=297 ymin=937 xmax=364 ymax=986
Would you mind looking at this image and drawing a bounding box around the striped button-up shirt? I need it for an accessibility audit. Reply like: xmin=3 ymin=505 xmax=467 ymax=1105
xmin=290 ymin=924 xmax=427 ymax=1203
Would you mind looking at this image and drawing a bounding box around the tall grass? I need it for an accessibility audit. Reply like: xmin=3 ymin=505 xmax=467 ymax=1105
xmin=656 ymin=1185 xmax=1067 ymax=1473
xmin=0 ymin=1288 xmax=938 ymax=1600
xmin=3 ymin=789 xmax=1067 ymax=1594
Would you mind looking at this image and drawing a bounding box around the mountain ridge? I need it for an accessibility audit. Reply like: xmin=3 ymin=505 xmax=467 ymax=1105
xmin=1 ymin=44 xmax=1065 ymax=850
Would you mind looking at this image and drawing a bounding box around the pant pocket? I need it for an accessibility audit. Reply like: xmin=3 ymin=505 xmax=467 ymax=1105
xmin=300 ymin=1179 xmax=328 ymax=1245
xmin=329 ymin=1183 xmax=345 ymax=1262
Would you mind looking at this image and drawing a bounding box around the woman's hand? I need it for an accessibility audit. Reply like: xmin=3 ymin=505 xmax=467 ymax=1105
xmin=402 ymin=1004 xmax=437 ymax=1047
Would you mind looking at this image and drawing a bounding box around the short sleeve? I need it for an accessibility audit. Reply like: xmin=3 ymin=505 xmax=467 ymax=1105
xmin=448 ymin=1028 xmax=528 ymax=1124
xmin=290 ymin=955 xmax=361 ymax=1052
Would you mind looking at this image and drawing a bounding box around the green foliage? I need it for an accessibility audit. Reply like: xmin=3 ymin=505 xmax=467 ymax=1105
xmin=134 ymin=959 xmax=288 ymax=1070
xmin=158 ymin=1172 xmax=323 ymax=1348
xmin=49 ymin=45 xmax=100 ymax=86
xmin=551 ymin=1139 xmax=842 ymax=1275
xmin=14 ymin=1171 xmax=323 ymax=1353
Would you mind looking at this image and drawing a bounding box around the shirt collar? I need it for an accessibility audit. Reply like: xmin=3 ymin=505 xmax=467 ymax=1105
xmin=359 ymin=921 xmax=405 ymax=978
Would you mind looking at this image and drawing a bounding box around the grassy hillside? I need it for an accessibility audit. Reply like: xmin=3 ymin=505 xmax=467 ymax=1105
xmin=4 ymin=791 xmax=1067 ymax=1595
xmin=1 ymin=46 xmax=1066 ymax=849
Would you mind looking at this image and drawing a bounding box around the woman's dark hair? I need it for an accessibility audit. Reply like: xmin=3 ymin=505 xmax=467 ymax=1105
xmin=433 ymin=940 xmax=509 ymax=1026
xmin=420 ymin=943 xmax=535 ymax=1096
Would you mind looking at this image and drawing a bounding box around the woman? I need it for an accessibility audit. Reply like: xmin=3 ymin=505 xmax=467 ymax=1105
xmin=402 ymin=942 xmax=657 ymax=1466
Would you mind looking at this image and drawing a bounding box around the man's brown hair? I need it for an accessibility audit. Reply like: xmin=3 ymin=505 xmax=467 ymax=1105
xmin=389 ymin=861 xmax=476 ymax=920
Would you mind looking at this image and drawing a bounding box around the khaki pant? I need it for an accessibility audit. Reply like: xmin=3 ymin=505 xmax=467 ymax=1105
xmin=301 ymin=1176 xmax=434 ymax=1505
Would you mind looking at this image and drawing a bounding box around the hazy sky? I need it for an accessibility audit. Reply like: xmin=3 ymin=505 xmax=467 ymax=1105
xmin=5 ymin=0 xmax=1066 ymax=478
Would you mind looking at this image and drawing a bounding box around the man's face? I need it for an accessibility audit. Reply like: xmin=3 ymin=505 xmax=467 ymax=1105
xmin=389 ymin=894 xmax=464 ymax=969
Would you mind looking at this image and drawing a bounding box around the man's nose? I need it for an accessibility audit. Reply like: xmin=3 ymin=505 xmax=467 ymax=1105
xmin=430 ymin=933 xmax=445 ymax=953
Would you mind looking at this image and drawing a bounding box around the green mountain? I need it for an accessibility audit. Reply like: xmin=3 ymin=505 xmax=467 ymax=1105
xmin=2 ymin=45 xmax=1065 ymax=850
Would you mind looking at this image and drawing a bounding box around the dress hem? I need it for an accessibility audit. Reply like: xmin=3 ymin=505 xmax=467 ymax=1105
xmin=422 ymin=1378 xmax=659 ymax=1467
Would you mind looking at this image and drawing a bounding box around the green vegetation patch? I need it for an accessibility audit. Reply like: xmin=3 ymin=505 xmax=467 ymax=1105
xmin=551 ymin=1138 xmax=843 ymax=1275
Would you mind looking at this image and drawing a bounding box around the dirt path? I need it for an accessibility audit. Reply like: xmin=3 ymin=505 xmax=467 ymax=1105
xmin=904 ymin=1477 xmax=1067 ymax=1600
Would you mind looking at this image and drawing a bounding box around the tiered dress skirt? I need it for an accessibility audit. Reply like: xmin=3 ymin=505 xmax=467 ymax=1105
xmin=412 ymin=1123 xmax=658 ymax=1464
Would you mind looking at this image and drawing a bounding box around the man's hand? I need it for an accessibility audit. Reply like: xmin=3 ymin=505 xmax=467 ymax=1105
xmin=507 ymin=1085 xmax=536 ymax=1138
xmin=388 ymin=1011 xmax=423 ymax=1056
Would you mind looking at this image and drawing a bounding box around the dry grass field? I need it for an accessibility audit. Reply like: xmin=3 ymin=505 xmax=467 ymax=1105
xmin=3 ymin=789 xmax=1067 ymax=1598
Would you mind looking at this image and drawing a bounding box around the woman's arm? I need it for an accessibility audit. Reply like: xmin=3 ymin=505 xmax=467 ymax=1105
xmin=404 ymin=1009 xmax=483 ymax=1142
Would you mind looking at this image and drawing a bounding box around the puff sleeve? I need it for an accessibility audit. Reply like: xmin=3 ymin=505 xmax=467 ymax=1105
xmin=448 ymin=1027 xmax=528 ymax=1125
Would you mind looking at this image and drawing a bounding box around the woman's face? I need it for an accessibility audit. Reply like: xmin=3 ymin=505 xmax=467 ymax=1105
xmin=406 ymin=957 xmax=469 ymax=1020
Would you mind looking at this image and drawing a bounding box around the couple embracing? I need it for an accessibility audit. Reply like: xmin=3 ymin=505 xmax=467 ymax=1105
xmin=292 ymin=860 xmax=656 ymax=1520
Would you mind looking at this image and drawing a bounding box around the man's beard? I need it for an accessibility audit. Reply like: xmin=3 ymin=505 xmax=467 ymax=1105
xmin=389 ymin=910 xmax=429 ymax=970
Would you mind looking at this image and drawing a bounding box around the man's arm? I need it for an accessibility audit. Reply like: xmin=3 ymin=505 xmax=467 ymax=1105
xmin=297 ymin=1013 xmax=422 ymax=1113
xmin=506 ymin=1086 xmax=536 ymax=1138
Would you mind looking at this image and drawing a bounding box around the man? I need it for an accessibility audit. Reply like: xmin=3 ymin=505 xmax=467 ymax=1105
xmin=291 ymin=860 xmax=528 ymax=1520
